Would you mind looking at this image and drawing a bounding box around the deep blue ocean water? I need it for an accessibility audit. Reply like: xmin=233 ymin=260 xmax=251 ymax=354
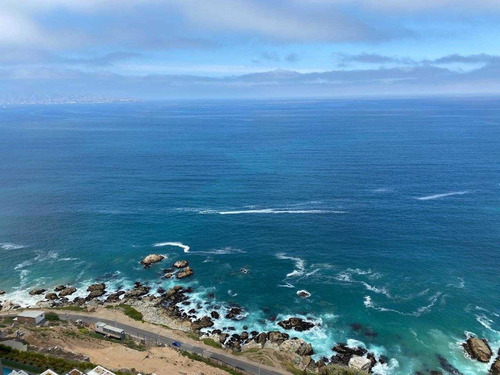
xmin=0 ymin=98 xmax=499 ymax=374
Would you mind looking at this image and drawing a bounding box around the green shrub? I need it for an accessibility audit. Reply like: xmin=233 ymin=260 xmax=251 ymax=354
xmin=202 ymin=338 xmax=222 ymax=349
xmin=45 ymin=312 xmax=60 ymax=321
xmin=120 ymin=305 xmax=143 ymax=321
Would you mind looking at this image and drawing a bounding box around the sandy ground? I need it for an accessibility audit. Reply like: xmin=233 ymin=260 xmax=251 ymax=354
xmin=22 ymin=323 xmax=228 ymax=375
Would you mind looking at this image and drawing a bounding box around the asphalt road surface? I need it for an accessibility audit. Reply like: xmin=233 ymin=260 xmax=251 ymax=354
xmin=56 ymin=312 xmax=286 ymax=375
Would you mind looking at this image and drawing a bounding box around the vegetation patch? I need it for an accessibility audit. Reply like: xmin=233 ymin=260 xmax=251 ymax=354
xmin=202 ymin=338 xmax=222 ymax=349
xmin=45 ymin=312 xmax=61 ymax=321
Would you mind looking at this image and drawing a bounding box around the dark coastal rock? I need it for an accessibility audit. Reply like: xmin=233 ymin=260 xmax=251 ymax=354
xmin=173 ymin=260 xmax=189 ymax=268
xmin=164 ymin=273 xmax=173 ymax=279
xmin=157 ymin=287 xmax=166 ymax=294
xmin=297 ymin=290 xmax=311 ymax=298
xmin=176 ymin=266 xmax=194 ymax=279
xmin=211 ymin=311 xmax=220 ymax=319
xmin=278 ymin=317 xmax=315 ymax=332
xmin=45 ymin=292 xmax=59 ymax=300
xmin=462 ymin=337 xmax=492 ymax=363
xmin=219 ymin=333 xmax=229 ymax=344
xmin=124 ymin=283 xmax=150 ymax=299
xmin=29 ymin=288 xmax=46 ymax=296
xmin=72 ymin=297 xmax=86 ymax=305
xmin=256 ymin=332 xmax=267 ymax=345
xmin=54 ymin=285 xmax=66 ymax=292
xmin=140 ymin=254 xmax=165 ymax=268
xmin=105 ymin=291 xmax=125 ymax=303
xmin=0 ymin=290 xmax=5 ymax=295
xmin=191 ymin=316 xmax=214 ymax=330
xmin=59 ymin=287 xmax=77 ymax=297
xmin=436 ymin=355 xmax=464 ymax=375
xmin=225 ymin=306 xmax=243 ymax=320
xmin=86 ymin=283 xmax=106 ymax=299
xmin=331 ymin=343 xmax=368 ymax=366
xmin=491 ymin=350 xmax=500 ymax=375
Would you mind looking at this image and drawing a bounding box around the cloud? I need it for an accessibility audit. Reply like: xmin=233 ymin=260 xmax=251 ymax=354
xmin=2 ymin=56 xmax=500 ymax=99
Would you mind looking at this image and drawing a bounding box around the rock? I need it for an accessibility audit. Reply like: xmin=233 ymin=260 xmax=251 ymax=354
xmin=164 ymin=273 xmax=173 ymax=279
xmin=296 ymin=290 xmax=311 ymax=298
xmin=87 ymin=283 xmax=105 ymax=292
xmin=255 ymin=332 xmax=267 ymax=345
xmin=59 ymin=287 xmax=77 ymax=297
xmin=45 ymin=292 xmax=59 ymax=300
xmin=267 ymin=331 xmax=289 ymax=344
xmin=219 ymin=333 xmax=229 ymax=344
xmin=54 ymin=285 xmax=66 ymax=292
xmin=240 ymin=331 xmax=249 ymax=341
xmin=29 ymin=288 xmax=46 ymax=295
xmin=173 ymin=260 xmax=189 ymax=268
xmin=0 ymin=290 xmax=5 ymax=295
xmin=191 ymin=316 xmax=214 ymax=331
xmin=278 ymin=317 xmax=315 ymax=332
xmin=279 ymin=338 xmax=314 ymax=356
xmin=124 ymin=283 xmax=150 ymax=299
xmin=140 ymin=254 xmax=165 ymax=268
xmin=331 ymin=343 xmax=367 ymax=366
xmin=176 ymin=266 xmax=194 ymax=279
xmin=105 ymin=291 xmax=125 ymax=303
xmin=211 ymin=311 xmax=220 ymax=319
xmin=349 ymin=355 xmax=373 ymax=372
xmin=242 ymin=341 xmax=263 ymax=351
xmin=225 ymin=306 xmax=243 ymax=320
xmin=491 ymin=351 xmax=500 ymax=375
xmin=436 ymin=354 xmax=464 ymax=375
xmin=463 ymin=337 xmax=492 ymax=363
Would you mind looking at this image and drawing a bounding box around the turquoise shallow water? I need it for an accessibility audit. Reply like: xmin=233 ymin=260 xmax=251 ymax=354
xmin=0 ymin=99 xmax=499 ymax=374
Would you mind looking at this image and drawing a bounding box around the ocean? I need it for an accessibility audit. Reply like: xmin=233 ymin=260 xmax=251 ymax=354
xmin=0 ymin=98 xmax=499 ymax=374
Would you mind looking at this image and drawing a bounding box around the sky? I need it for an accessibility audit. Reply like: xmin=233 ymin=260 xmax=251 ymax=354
xmin=1 ymin=0 xmax=500 ymax=99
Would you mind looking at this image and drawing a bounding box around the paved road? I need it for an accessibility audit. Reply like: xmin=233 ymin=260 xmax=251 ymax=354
xmin=55 ymin=312 xmax=285 ymax=375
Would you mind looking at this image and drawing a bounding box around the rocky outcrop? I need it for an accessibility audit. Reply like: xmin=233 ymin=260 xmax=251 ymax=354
xmin=349 ymin=355 xmax=373 ymax=372
xmin=463 ymin=337 xmax=492 ymax=363
xmin=173 ymin=260 xmax=189 ymax=268
xmin=279 ymin=338 xmax=314 ymax=356
xmin=86 ymin=283 xmax=106 ymax=299
xmin=29 ymin=288 xmax=46 ymax=295
xmin=296 ymin=290 xmax=311 ymax=298
xmin=140 ymin=254 xmax=165 ymax=268
xmin=105 ymin=291 xmax=125 ymax=303
xmin=45 ymin=292 xmax=59 ymax=300
xmin=176 ymin=266 xmax=194 ymax=279
xmin=54 ymin=285 xmax=66 ymax=292
xmin=191 ymin=316 xmax=214 ymax=331
xmin=59 ymin=287 xmax=77 ymax=297
xmin=225 ymin=306 xmax=243 ymax=320
xmin=278 ymin=317 xmax=315 ymax=332
xmin=491 ymin=350 xmax=500 ymax=375
xmin=164 ymin=273 xmax=173 ymax=279
xmin=331 ymin=343 xmax=368 ymax=366
xmin=124 ymin=282 xmax=150 ymax=299
xmin=211 ymin=311 xmax=220 ymax=319
xmin=267 ymin=331 xmax=290 ymax=345
xmin=0 ymin=290 xmax=5 ymax=295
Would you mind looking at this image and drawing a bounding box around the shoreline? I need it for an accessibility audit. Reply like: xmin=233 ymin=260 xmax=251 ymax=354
xmin=1 ymin=255 xmax=498 ymax=375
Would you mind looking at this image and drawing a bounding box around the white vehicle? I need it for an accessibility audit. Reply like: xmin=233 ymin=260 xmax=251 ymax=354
xmin=95 ymin=322 xmax=125 ymax=340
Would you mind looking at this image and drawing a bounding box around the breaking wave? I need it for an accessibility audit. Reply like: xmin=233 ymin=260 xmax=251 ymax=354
xmin=415 ymin=191 xmax=469 ymax=201
xmin=363 ymin=292 xmax=442 ymax=317
xmin=0 ymin=243 xmax=26 ymax=251
xmin=276 ymin=253 xmax=306 ymax=278
xmin=153 ymin=242 xmax=190 ymax=253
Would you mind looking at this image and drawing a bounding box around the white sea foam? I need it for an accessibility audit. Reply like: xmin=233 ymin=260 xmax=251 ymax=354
xmin=364 ymin=292 xmax=442 ymax=317
xmin=0 ymin=243 xmax=26 ymax=250
xmin=196 ymin=247 xmax=246 ymax=255
xmin=415 ymin=191 xmax=469 ymax=201
xmin=278 ymin=282 xmax=295 ymax=288
xmin=336 ymin=268 xmax=391 ymax=298
xmin=153 ymin=242 xmax=190 ymax=253
xmin=276 ymin=253 xmax=306 ymax=278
